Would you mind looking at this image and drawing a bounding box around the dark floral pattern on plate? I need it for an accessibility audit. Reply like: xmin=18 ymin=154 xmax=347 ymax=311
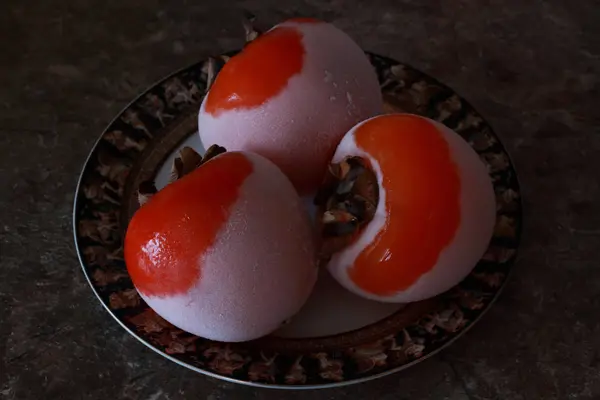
xmin=73 ymin=51 xmax=522 ymax=388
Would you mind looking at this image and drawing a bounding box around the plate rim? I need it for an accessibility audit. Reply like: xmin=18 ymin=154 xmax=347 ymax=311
xmin=72 ymin=52 xmax=523 ymax=389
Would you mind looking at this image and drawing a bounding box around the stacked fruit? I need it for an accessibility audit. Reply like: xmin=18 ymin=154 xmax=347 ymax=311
xmin=124 ymin=18 xmax=496 ymax=342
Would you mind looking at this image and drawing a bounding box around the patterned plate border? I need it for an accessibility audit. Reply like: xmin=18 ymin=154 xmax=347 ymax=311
xmin=73 ymin=52 xmax=522 ymax=389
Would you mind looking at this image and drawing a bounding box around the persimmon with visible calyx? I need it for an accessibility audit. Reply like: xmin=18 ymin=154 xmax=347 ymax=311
xmin=198 ymin=17 xmax=383 ymax=194
xmin=124 ymin=146 xmax=318 ymax=342
xmin=316 ymin=114 xmax=496 ymax=303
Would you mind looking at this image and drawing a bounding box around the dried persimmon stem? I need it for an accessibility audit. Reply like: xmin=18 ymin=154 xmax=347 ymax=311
xmin=242 ymin=11 xmax=261 ymax=43
xmin=204 ymin=12 xmax=259 ymax=92
xmin=317 ymin=156 xmax=379 ymax=257
xmin=202 ymin=144 xmax=227 ymax=163
xmin=137 ymin=145 xmax=228 ymax=207
xmin=138 ymin=180 xmax=157 ymax=206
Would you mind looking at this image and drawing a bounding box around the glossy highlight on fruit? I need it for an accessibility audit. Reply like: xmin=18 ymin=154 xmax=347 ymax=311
xmin=126 ymin=152 xmax=251 ymax=297
xmin=198 ymin=18 xmax=383 ymax=194
xmin=125 ymin=151 xmax=318 ymax=342
xmin=325 ymin=114 xmax=496 ymax=303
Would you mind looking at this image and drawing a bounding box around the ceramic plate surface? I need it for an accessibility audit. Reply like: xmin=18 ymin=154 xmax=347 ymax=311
xmin=73 ymin=51 xmax=522 ymax=389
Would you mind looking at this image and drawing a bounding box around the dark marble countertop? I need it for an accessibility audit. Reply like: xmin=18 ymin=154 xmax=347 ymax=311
xmin=1 ymin=0 xmax=599 ymax=399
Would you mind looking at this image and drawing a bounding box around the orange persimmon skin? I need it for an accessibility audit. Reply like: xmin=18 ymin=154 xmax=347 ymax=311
xmin=349 ymin=115 xmax=461 ymax=296
xmin=124 ymin=153 xmax=252 ymax=297
xmin=204 ymin=26 xmax=305 ymax=116
xmin=198 ymin=19 xmax=383 ymax=195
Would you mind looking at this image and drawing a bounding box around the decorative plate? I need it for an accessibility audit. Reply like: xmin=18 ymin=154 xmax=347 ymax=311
xmin=73 ymin=51 xmax=522 ymax=389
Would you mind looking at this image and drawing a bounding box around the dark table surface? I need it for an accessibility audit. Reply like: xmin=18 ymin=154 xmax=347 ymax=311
xmin=1 ymin=0 xmax=599 ymax=399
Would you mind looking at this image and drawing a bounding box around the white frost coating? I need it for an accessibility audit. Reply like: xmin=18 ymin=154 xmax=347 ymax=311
xmin=140 ymin=152 xmax=318 ymax=342
xmin=197 ymin=20 xmax=382 ymax=191
xmin=327 ymin=115 xmax=496 ymax=303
